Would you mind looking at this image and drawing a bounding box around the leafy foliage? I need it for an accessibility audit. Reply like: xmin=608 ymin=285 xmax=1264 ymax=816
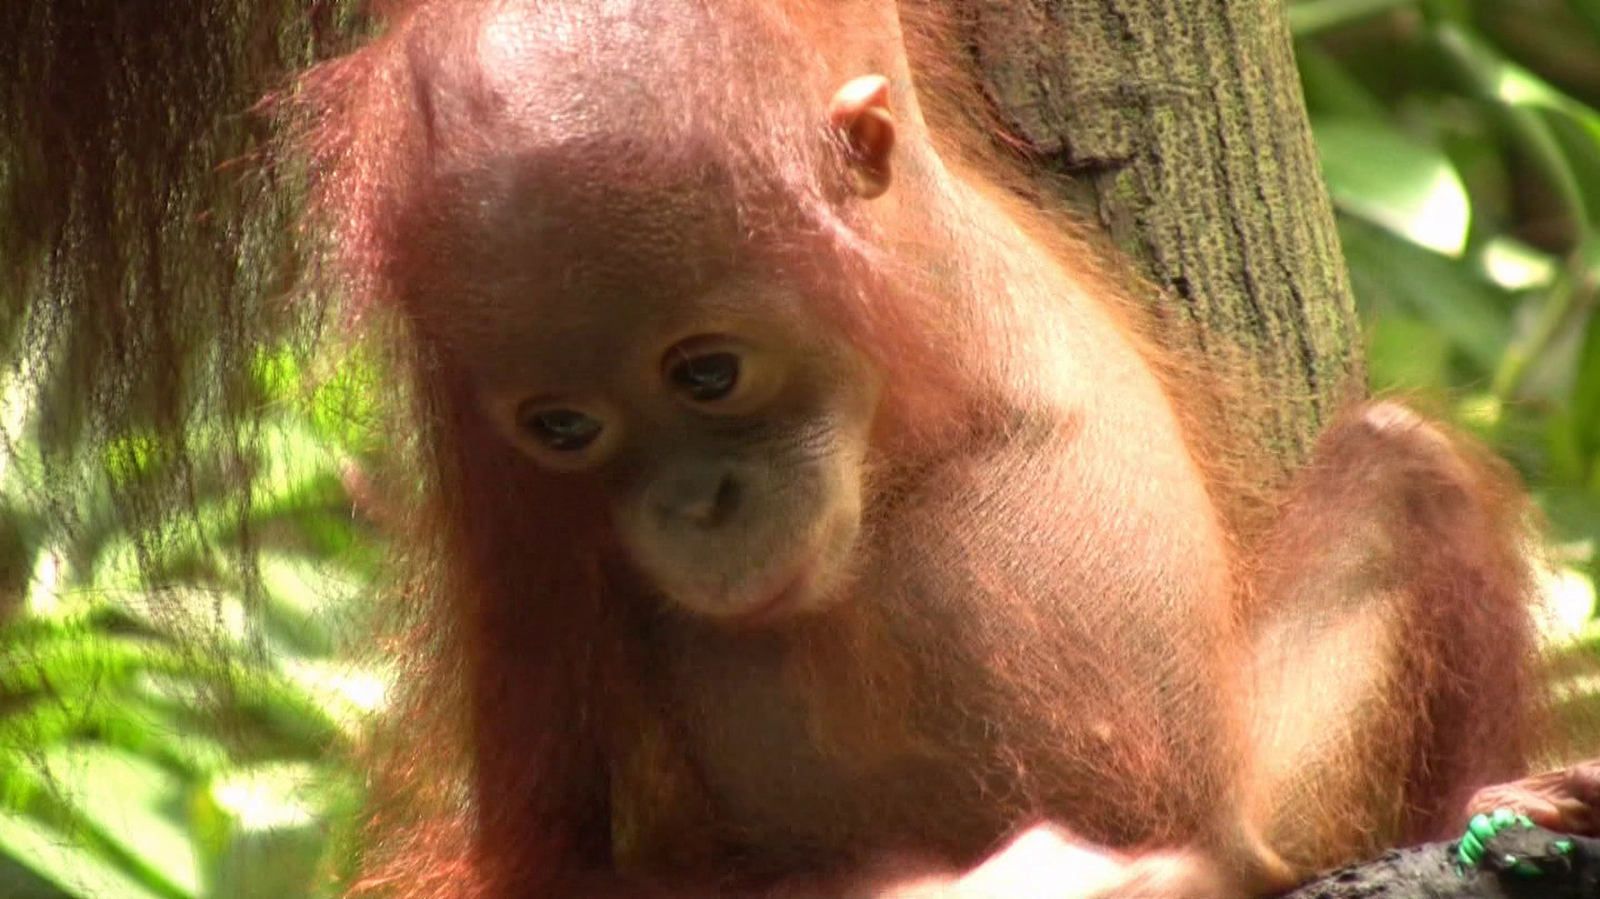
xmin=0 ymin=347 xmax=383 ymax=899
xmin=1295 ymin=0 xmax=1600 ymax=636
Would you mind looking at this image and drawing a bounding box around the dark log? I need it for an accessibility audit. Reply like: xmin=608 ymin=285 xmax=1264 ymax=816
xmin=1281 ymin=827 xmax=1600 ymax=899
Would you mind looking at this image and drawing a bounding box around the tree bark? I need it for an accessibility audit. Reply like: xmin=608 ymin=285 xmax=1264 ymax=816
xmin=958 ymin=0 xmax=1362 ymax=471
xmin=1282 ymin=826 xmax=1600 ymax=899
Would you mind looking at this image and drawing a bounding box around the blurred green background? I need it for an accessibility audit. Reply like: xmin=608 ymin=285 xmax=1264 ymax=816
xmin=4 ymin=1 xmax=1600 ymax=896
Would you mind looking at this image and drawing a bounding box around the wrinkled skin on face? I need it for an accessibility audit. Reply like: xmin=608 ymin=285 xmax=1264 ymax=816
xmin=461 ymin=274 xmax=879 ymax=621
xmin=418 ymin=162 xmax=881 ymax=620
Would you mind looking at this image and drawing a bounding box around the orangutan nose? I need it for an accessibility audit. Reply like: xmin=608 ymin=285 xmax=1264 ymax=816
xmin=651 ymin=467 xmax=742 ymax=529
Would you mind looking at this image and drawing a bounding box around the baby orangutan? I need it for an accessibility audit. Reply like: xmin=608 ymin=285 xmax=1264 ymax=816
xmin=293 ymin=1 xmax=1544 ymax=897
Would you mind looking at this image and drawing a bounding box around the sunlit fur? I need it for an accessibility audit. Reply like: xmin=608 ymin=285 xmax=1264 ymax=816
xmin=275 ymin=2 xmax=1548 ymax=898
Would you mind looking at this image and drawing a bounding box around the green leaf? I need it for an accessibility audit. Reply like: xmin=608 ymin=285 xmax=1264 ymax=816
xmin=1482 ymin=46 xmax=1600 ymax=142
xmin=1545 ymin=411 xmax=1590 ymax=489
xmin=1540 ymin=485 xmax=1600 ymax=547
xmin=1295 ymin=45 xmax=1388 ymax=120
xmin=39 ymin=744 xmax=199 ymax=899
xmin=1314 ymin=117 xmax=1471 ymax=256
xmin=1566 ymin=0 xmax=1600 ymax=38
xmin=1571 ymin=296 xmax=1600 ymax=478
xmin=1543 ymin=565 xmax=1598 ymax=639
xmin=1288 ymin=0 xmax=1416 ymax=36
xmin=192 ymin=762 xmax=345 ymax=899
xmin=0 ymin=633 xmax=348 ymax=756
xmin=1490 ymin=236 xmax=1600 ymax=403
xmin=1553 ymin=667 xmax=1600 ymax=741
xmin=1475 ymin=236 xmax=1560 ymax=292
xmin=1339 ymin=217 xmax=1511 ymax=372
xmin=1367 ymin=314 xmax=1452 ymax=392
xmin=278 ymin=659 xmax=392 ymax=730
xmin=258 ymin=555 xmax=362 ymax=656
xmin=0 ymin=809 xmax=171 ymax=899
xmin=1432 ymin=22 xmax=1596 ymax=230
xmin=247 ymin=421 xmax=345 ymax=521
xmin=1542 ymin=110 xmax=1600 ymax=227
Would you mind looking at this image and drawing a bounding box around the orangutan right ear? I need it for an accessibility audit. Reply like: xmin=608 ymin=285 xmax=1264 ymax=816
xmin=828 ymin=75 xmax=896 ymax=199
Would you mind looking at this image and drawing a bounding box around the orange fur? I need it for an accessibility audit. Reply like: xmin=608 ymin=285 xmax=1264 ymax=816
xmin=279 ymin=2 xmax=1547 ymax=898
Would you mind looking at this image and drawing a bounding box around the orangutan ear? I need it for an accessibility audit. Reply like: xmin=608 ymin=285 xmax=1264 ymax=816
xmin=828 ymin=75 xmax=896 ymax=199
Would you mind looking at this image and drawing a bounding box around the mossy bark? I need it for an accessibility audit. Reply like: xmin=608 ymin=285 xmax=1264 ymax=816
xmin=961 ymin=0 xmax=1362 ymax=469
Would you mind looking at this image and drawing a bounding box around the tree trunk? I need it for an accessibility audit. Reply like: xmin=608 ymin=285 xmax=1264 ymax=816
xmin=959 ymin=0 xmax=1362 ymax=471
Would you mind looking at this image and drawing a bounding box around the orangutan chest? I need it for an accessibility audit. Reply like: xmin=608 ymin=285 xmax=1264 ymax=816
xmin=610 ymin=626 xmax=1012 ymax=878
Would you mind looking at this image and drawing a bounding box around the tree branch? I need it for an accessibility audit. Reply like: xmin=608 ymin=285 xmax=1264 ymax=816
xmin=1282 ymin=827 xmax=1600 ymax=899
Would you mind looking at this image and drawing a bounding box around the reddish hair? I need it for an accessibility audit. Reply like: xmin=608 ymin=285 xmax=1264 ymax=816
xmin=287 ymin=2 xmax=997 ymax=894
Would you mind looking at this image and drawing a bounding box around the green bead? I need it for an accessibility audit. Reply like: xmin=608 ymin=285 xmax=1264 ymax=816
xmin=1505 ymin=856 xmax=1538 ymax=877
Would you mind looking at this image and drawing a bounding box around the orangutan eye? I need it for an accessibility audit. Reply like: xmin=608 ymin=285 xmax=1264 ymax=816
xmin=666 ymin=351 xmax=742 ymax=402
xmin=519 ymin=407 xmax=604 ymax=452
